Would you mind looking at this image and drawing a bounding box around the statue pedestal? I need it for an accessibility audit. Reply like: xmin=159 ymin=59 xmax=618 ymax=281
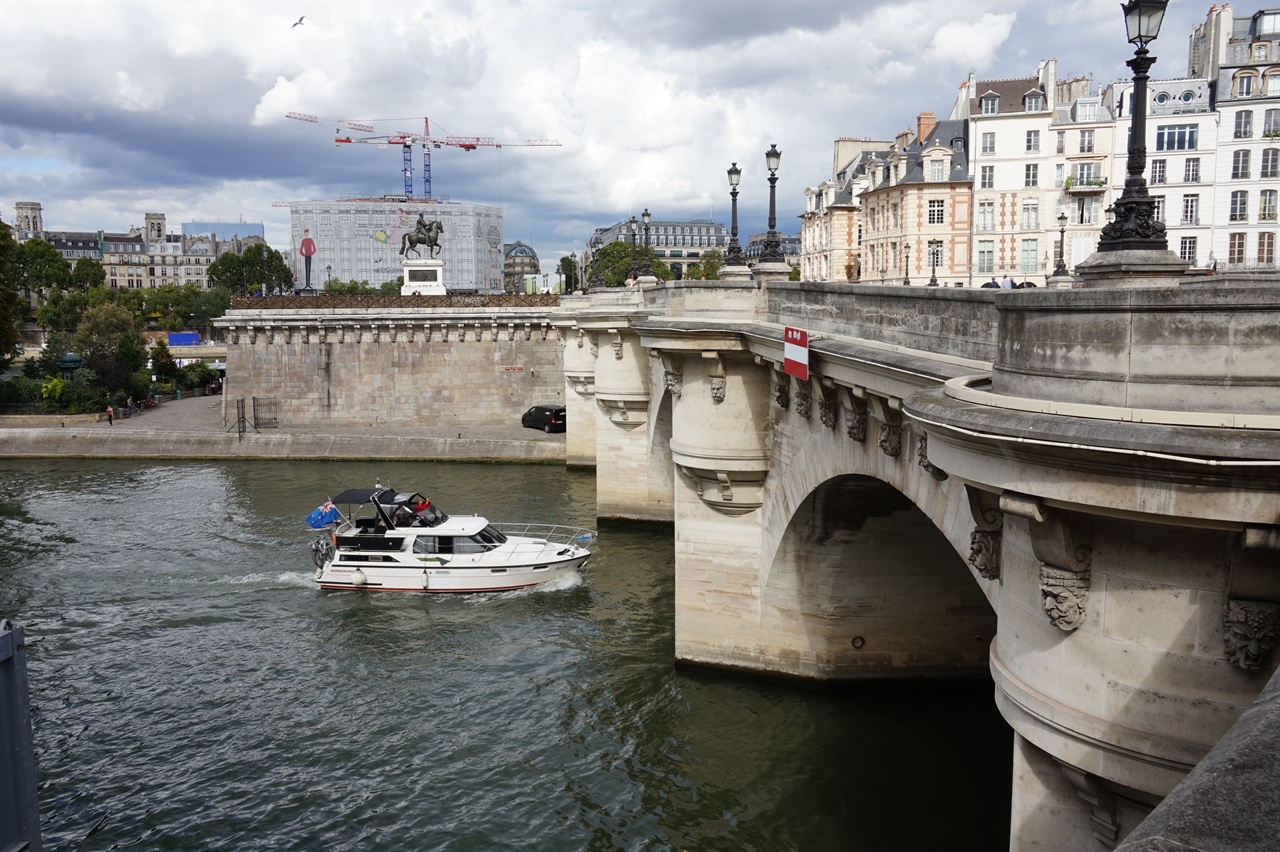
xmin=401 ymin=258 xmax=446 ymax=295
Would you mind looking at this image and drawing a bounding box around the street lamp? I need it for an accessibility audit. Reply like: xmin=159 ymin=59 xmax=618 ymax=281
xmin=570 ymin=251 xmax=577 ymax=292
xmin=761 ymin=144 xmax=784 ymax=263
xmin=1054 ymin=212 xmax=1069 ymax=276
xmin=1097 ymin=0 xmax=1169 ymax=252
xmin=641 ymin=209 xmax=653 ymax=277
xmin=928 ymin=240 xmax=939 ymax=286
xmin=902 ymin=243 xmax=911 ymax=286
xmin=628 ymin=216 xmax=638 ymax=282
xmin=880 ymin=266 xmax=886 ymax=285
xmin=726 ymin=163 xmax=746 ymax=266
xmin=325 ymin=264 xmax=332 ymax=285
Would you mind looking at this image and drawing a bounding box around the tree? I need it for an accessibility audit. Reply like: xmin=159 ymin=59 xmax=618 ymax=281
xmin=588 ymin=240 xmax=673 ymax=287
xmin=556 ymin=255 xmax=579 ymax=291
xmin=35 ymin=286 xmax=88 ymax=332
xmin=15 ymin=238 xmax=71 ymax=296
xmin=0 ymin=221 xmax=23 ymax=371
xmin=685 ymin=248 xmax=724 ymax=281
xmin=71 ymin=257 xmax=106 ymax=289
xmin=74 ymin=303 xmax=144 ymax=396
xmin=208 ymin=251 xmax=246 ymax=295
xmin=323 ymin=279 xmax=376 ymax=295
xmin=190 ymin=286 xmax=231 ymax=330
xmin=149 ymin=338 xmax=179 ymax=382
xmin=23 ymin=330 xmax=75 ymax=379
xmin=789 ymin=264 xmax=801 ymax=281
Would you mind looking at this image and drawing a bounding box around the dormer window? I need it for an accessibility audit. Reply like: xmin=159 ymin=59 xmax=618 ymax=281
xmin=981 ymin=96 xmax=998 ymax=114
xmin=1025 ymin=94 xmax=1043 ymax=111
xmin=1234 ymin=72 xmax=1257 ymax=98
xmin=929 ymin=159 xmax=945 ymax=181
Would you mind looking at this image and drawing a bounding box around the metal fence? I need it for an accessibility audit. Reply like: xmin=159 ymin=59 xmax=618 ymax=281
xmin=229 ymin=294 xmax=561 ymax=310
xmin=252 ymin=397 xmax=279 ymax=430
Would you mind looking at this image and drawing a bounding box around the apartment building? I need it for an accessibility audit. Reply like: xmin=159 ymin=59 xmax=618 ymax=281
xmin=800 ymin=138 xmax=891 ymax=282
xmin=860 ymin=114 xmax=973 ymax=286
xmin=587 ymin=217 xmax=728 ymax=280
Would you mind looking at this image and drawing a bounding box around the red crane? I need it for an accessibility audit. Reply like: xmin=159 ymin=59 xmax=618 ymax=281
xmin=286 ymin=113 xmax=560 ymax=199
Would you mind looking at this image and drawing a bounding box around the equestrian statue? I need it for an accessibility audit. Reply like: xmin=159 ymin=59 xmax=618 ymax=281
xmin=401 ymin=214 xmax=443 ymax=259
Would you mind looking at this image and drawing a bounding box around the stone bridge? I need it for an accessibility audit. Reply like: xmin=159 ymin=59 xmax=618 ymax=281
xmin=557 ymin=269 xmax=1280 ymax=850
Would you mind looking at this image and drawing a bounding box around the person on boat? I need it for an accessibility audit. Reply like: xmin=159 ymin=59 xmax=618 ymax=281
xmin=413 ymin=497 xmax=443 ymax=527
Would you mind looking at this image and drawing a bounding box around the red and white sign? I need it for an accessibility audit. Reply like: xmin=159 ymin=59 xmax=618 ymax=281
xmin=783 ymin=327 xmax=809 ymax=380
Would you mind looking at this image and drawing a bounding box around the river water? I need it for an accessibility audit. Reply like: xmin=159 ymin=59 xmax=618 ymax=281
xmin=1 ymin=458 xmax=1010 ymax=850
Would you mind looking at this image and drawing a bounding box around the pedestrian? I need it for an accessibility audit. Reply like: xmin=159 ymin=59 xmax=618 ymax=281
xmin=126 ymin=396 xmax=133 ymax=418
xmin=105 ymin=404 xmax=113 ymax=426
xmin=1001 ymin=273 xmax=1016 ymax=289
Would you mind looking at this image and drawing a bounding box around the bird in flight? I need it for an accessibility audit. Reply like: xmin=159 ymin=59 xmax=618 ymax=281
xmin=292 ymin=16 xmax=305 ymax=27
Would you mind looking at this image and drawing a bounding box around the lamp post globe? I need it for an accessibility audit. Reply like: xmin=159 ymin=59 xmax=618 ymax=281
xmin=641 ymin=208 xmax=653 ymax=277
xmin=726 ymin=163 xmax=746 ymax=266
xmin=762 ymin=144 xmax=784 ymax=264
xmin=1098 ymin=0 xmax=1170 ymax=252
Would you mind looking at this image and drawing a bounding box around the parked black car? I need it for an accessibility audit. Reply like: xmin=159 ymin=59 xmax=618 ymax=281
xmin=521 ymin=405 xmax=566 ymax=433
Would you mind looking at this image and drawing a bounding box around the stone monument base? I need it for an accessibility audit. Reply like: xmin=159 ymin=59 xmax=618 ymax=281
xmin=402 ymin=258 xmax=446 ymax=295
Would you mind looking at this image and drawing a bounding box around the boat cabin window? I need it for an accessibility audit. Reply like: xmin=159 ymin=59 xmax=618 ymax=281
xmin=411 ymin=530 xmax=504 ymax=555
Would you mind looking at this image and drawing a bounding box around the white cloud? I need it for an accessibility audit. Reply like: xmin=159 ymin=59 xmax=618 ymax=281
xmin=926 ymin=13 xmax=1018 ymax=71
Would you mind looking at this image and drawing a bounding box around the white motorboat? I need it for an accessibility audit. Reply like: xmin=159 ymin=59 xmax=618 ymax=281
xmin=306 ymin=485 xmax=595 ymax=593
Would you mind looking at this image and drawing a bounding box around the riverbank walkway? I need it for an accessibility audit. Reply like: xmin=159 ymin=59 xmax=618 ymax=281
xmin=0 ymin=395 xmax=565 ymax=463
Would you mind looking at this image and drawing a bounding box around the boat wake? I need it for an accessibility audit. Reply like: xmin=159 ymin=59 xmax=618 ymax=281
xmin=222 ymin=571 xmax=316 ymax=589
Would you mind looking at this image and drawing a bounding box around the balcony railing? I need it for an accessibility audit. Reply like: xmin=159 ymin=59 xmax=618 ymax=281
xmin=1064 ymin=176 xmax=1108 ymax=193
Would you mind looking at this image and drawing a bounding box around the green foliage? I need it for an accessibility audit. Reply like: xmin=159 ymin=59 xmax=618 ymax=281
xmin=789 ymin=264 xmax=801 ymax=281
xmin=323 ymin=279 xmax=376 ymax=295
xmin=150 ymin=339 xmax=179 ymax=382
xmin=22 ymin=330 xmax=75 ymax=379
xmin=191 ymin=286 xmax=231 ymax=329
xmin=0 ymin=375 xmax=41 ymax=408
xmin=685 ymin=249 xmax=725 ymax=281
xmin=178 ymin=360 xmax=215 ymax=390
xmin=556 ymin=255 xmax=579 ymax=290
xmin=0 ymin=221 xmax=23 ymax=370
xmin=16 ymin=239 xmax=70 ymax=294
xmin=75 ymin=303 xmax=140 ymax=359
xmin=378 ymin=279 xmax=402 ymax=295
xmin=35 ymin=286 xmax=89 ymax=332
xmin=72 ymin=257 xmax=106 ymax=289
xmin=588 ymin=240 xmax=672 ymax=287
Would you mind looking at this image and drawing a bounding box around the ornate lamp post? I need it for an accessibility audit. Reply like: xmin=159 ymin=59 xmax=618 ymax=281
xmin=726 ymin=163 xmax=746 ymax=266
xmin=928 ymin=240 xmax=939 ymax=286
xmin=628 ymin=216 xmax=638 ymax=282
xmin=880 ymin=266 xmax=886 ymax=285
xmin=641 ymin=208 xmax=653 ymax=277
xmin=761 ymin=144 xmax=784 ymax=263
xmin=1097 ymin=0 xmax=1169 ymax=252
xmin=902 ymin=243 xmax=911 ymax=286
xmin=1054 ymin=212 xmax=1070 ymax=276
xmin=325 ymin=264 xmax=332 ymax=285
xmin=589 ymin=237 xmax=604 ymax=290
xmin=569 ymin=251 xmax=577 ymax=292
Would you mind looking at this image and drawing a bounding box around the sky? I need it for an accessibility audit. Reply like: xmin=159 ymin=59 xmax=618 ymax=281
xmin=0 ymin=0 xmax=1234 ymax=267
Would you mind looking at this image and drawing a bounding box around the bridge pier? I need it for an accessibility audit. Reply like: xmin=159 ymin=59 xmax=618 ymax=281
xmin=566 ymin=277 xmax=1279 ymax=847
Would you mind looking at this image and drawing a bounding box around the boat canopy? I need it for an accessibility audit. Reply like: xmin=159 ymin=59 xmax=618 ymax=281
xmin=331 ymin=487 xmax=396 ymax=505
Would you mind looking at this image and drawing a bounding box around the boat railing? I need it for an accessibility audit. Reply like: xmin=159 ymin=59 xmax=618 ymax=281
xmin=494 ymin=523 xmax=596 ymax=549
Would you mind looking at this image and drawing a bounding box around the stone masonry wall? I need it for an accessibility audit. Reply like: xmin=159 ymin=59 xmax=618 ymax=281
xmin=219 ymin=311 xmax=565 ymax=428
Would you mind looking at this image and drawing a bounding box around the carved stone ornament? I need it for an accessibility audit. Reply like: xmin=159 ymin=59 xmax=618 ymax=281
xmin=969 ymin=528 xmax=1002 ymax=581
xmin=249 ymin=329 xmax=258 ymax=345
xmin=389 ymin=325 xmax=398 ymax=343
xmin=819 ymin=398 xmax=837 ymax=429
xmin=336 ymin=326 xmax=345 ymax=344
xmin=664 ymin=368 xmax=683 ymax=399
xmin=540 ymin=325 xmax=548 ymax=342
xmin=845 ymin=396 xmax=868 ymax=443
xmin=774 ymin=380 xmax=790 ymax=410
xmin=916 ymin=433 xmax=948 ymax=480
xmin=877 ymin=423 xmax=902 ymax=457
xmin=229 ymin=329 xmax=240 ymax=345
xmin=1040 ymin=565 xmax=1090 ymax=632
xmin=577 ymin=329 xmax=586 ymax=349
xmin=266 ymin=328 xmax=275 ymax=345
xmin=1224 ymin=599 xmax=1280 ymax=671
xmin=795 ymin=381 xmax=812 ymax=419
xmin=283 ymin=327 xmax=293 ymax=344
xmin=423 ymin=324 xmax=432 ymax=342
xmin=710 ymin=377 xmax=726 ymax=404
xmin=612 ymin=340 xmax=624 ymax=360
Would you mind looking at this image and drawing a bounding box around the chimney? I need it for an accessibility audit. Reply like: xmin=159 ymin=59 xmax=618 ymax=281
xmin=917 ymin=112 xmax=937 ymax=144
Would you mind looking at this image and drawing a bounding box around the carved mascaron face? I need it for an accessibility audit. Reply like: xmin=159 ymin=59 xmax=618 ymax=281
xmin=1224 ymin=599 xmax=1279 ymax=671
xmin=1040 ymin=566 xmax=1089 ymax=632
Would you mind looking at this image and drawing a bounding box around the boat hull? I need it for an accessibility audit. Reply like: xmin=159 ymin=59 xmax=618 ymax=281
xmin=315 ymin=553 xmax=589 ymax=593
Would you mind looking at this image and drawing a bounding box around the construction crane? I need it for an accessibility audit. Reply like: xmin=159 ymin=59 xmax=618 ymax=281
xmin=285 ymin=113 xmax=560 ymax=199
